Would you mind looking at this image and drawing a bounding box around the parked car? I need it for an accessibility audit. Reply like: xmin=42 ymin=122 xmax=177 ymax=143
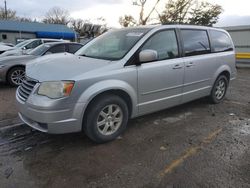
xmin=16 ymin=25 xmax=236 ymax=143
xmin=0 ymin=44 xmax=14 ymax=54
xmin=0 ymin=38 xmax=64 ymax=57
xmin=0 ymin=42 xmax=15 ymax=47
xmin=0 ymin=42 xmax=83 ymax=86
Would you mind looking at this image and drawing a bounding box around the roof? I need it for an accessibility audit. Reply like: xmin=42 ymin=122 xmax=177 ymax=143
xmin=221 ymin=25 xmax=250 ymax=31
xmin=0 ymin=20 xmax=74 ymax=34
xmin=42 ymin=41 xmax=82 ymax=46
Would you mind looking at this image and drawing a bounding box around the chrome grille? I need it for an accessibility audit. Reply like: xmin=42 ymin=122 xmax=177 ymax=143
xmin=17 ymin=77 xmax=38 ymax=101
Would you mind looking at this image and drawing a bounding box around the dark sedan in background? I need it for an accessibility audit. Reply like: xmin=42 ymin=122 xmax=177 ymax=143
xmin=0 ymin=42 xmax=83 ymax=86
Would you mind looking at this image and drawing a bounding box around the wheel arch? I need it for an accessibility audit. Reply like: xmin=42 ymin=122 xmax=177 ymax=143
xmin=77 ymin=80 xmax=138 ymax=129
xmin=85 ymin=89 xmax=133 ymax=118
xmin=211 ymin=65 xmax=231 ymax=86
xmin=218 ymin=70 xmax=230 ymax=82
xmin=6 ymin=65 xmax=25 ymax=81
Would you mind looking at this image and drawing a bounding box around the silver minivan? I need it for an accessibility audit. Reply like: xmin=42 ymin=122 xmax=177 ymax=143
xmin=16 ymin=25 xmax=236 ymax=143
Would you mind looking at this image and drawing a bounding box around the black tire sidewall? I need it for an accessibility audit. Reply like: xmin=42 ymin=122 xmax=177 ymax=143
xmin=84 ymin=94 xmax=129 ymax=143
xmin=210 ymin=75 xmax=228 ymax=104
xmin=7 ymin=67 xmax=25 ymax=87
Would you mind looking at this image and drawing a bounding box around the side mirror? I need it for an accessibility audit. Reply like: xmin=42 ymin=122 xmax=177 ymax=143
xmin=139 ymin=49 xmax=158 ymax=63
xmin=22 ymin=46 xmax=26 ymax=50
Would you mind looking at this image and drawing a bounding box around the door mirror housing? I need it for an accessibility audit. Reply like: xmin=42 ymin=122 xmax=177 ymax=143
xmin=139 ymin=49 xmax=158 ymax=63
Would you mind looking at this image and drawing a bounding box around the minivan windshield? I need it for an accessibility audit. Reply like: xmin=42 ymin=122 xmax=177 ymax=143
xmin=75 ymin=28 xmax=151 ymax=60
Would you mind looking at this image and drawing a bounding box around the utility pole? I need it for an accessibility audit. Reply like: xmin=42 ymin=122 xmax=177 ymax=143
xmin=4 ymin=0 xmax=7 ymax=19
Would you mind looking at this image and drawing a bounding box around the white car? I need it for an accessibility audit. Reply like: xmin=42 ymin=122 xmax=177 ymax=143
xmin=0 ymin=44 xmax=14 ymax=54
xmin=0 ymin=38 xmax=64 ymax=57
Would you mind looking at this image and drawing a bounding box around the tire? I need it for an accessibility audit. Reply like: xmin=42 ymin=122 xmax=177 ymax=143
xmin=83 ymin=94 xmax=129 ymax=143
xmin=7 ymin=67 xmax=25 ymax=87
xmin=209 ymin=75 xmax=228 ymax=104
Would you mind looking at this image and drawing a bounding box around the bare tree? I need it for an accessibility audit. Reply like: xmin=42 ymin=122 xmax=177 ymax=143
xmin=43 ymin=7 xmax=70 ymax=25
xmin=0 ymin=6 xmax=34 ymax=22
xmin=159 ymin=0 xmax=222 ymax=26
xmin=188 ymin=2 xmax=223 ymax=26
xmin=120 ymin=0 xmax=223 ymax=27
xmin=70 ymin=18 xmax=88 ymax=35
xmin=0 ymin=6 xmax=16 ymax=20
xmin=119 ymin=15 xmax=137 ymax=27
xmin=159 ymin=0 xmax=193 ymax=24
xmin=96 ymin=17 xmax=108 ymax=34
xmin=133 ymin=0 xmax=161 ymax=25
xmin=16 ymin=17 xmax=33 ymax=22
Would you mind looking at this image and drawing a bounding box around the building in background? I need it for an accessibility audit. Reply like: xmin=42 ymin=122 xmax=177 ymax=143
xmin=222 ymin=25 xmax=250 ymax=64
xmin=0 ymin=20 xmax=76 ymax=44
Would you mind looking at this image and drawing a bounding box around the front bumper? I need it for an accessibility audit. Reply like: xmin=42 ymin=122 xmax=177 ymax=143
xmin=0 ymin=65 xmax=8 ymax=82
xmin=16 ymin=91 xmax=86 ymax=134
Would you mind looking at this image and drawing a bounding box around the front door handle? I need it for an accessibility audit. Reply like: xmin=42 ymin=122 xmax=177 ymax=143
xmin=186 ymin=62 xmax=194 ymax=67
xmin=173 ymin=64 xmax=183 ymax=69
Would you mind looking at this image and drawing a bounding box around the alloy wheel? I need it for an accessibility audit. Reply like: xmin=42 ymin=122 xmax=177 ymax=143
xmin=10 ymin=69 xmax=25 ymax=85
xmin=97 ymin=104 xmax=123 ymax=136
xmin=215 ymin=79 xmax=226 ymax=100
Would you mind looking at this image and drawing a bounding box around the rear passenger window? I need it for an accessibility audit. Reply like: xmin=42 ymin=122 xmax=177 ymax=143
xmin=44 ymin=40 xmax=58 ymax=43
xmin=181 ymin=30 xmax=210 ymax=56
xmin=47 ymin=44 xmax=66 ymax=53
xmin=67 ymin=44 xmax=83 ymax=54
xmin=210 ymin=30 xmax=233 ymax=52
xmin=141 ymin=30 xmax=179 ymax=61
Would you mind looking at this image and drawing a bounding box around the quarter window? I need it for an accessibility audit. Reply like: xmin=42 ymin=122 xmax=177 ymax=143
xmin=141 ymin=30 xmax=179 ymax=61
xmin=210 ymin=30 xmax=233 ymax=52
xmin=47 ymin=44 xmax=66 ymax=53
xmin=181 ymin=30 xmax=210 ymax=56
xmin=67 ymin=44 xmax=83 ymax=53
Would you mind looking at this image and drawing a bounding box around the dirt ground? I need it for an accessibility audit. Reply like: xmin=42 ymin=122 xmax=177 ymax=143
xmin=0 ymin=68 xmax=249 ymax=188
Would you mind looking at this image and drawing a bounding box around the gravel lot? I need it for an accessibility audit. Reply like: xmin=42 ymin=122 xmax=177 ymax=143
xmin=0 ymin=68 xmax=249 ymax=188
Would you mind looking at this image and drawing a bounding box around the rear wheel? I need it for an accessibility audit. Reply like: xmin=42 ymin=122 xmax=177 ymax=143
xmin=209 ymin=75 xmax=228 ymax=104
xmin=83 ymin=94 xmax=129 ymax=143
xmin=7 ymin=67 xmax=25 ymax=86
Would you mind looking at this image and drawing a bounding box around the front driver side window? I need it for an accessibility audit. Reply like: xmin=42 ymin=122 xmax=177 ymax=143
xmin=141 ymin=30 xmax=179 ymax=61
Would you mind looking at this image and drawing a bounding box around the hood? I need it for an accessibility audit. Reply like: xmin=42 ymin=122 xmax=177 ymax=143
xmin=0 ymin=55 xmax=36 ymax=65
xmin=0 ymin=48 xmax=22 ymax=57
xmin=26 ymin=53 xmax=111 ymax=82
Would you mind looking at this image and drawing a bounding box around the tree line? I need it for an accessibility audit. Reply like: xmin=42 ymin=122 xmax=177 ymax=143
xmin=119 ymin=0 xmax=223 ymax=27
xmin=0 ymin=6 xmax=100 ymax=35
xmin=0 ymin=0 xmax=223 ymax=33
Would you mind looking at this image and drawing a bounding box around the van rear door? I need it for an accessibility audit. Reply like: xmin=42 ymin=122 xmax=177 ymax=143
xmin=180 ymin=29 xmax=219 ymax=103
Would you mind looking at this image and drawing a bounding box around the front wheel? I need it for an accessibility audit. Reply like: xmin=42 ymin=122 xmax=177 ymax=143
xmin=83 ymin=94 xmax=129 ymax=143
xmin=7 ymin=67 xmax=25 ymax=87
xmin=209 ymin=75 xmax=228 ymax=104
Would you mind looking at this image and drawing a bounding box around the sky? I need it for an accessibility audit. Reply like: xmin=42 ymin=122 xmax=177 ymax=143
xmin=3 ymin=0 xmax=250 ymax=27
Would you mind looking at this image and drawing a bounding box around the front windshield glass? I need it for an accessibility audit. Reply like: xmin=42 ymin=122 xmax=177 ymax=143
xmin=28 ymin=44 xmax=51 ymax=56
xmin=75 ymin=28 xmax=151 ymax=60
xmin=15 ymin=40 xmax=32 ymax=48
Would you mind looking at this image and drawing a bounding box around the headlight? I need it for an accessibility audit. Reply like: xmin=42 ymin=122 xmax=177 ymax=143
xmin=37 ymin=81 xmax=74 ymax=99
xmin=0 ymin=64 xmax=5 ymax=69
